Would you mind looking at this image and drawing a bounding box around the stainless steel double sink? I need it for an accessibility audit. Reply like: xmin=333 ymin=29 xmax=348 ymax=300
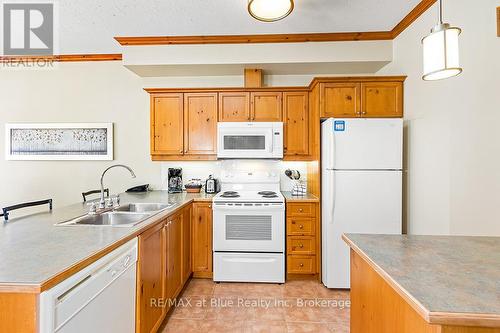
xmin=57 ymin=203 xmax=176 ymax=227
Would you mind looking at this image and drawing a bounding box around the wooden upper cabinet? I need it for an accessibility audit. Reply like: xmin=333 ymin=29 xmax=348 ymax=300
xmin=184 ymin=93 xmax=218 ymax=155
xmin=137 ymin=222 xmax=166 ymax=333
xmin=283 ymin=91 xmax=309 ymax=156
xmin=250 ymin=92 xmax=283 ymax=121
xmin=218 ymin=92 xmax=250 ymax=121
xmin=151 ymin=94 xmax=184 ymax=155
xmin=320 ymin=83 xmax=360 ymax=118
xmin=361 ymin=82 xmax=403 ymax=118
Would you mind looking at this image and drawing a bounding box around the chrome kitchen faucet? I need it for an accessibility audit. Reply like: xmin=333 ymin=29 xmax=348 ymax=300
xmin=99 ymin=164 xmax=136 ymax=209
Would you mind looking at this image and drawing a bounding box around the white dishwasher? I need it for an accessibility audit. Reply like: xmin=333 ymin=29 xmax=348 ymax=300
xmin=39 ymin=238 xmax=138 ymax=333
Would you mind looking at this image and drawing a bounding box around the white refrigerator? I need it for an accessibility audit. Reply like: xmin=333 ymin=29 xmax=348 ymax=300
xmin=321 ymin=118 xmax=403 ymax=289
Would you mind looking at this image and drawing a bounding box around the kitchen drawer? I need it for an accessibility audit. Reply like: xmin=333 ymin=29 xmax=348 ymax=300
xmin=287 ymin=203 xmax=316 ymax=217
xmin=287 ymin=217 xmax=315 ymax=235
xmin=287 ymin=236 xmax=316 ymax=255
xmin=287 ymin=255 xmax=316 ymax=274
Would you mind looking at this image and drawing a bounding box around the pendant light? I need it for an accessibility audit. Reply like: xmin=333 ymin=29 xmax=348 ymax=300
xmin=422 ymin=0 xmax=462 ymax=81
xmin=248 ymin=0 xmax=294 ymax=22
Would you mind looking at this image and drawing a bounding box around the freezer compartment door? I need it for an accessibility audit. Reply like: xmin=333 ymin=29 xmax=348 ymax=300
xmin=323 ymin=118 xmax=403 ymax=170
xmin=322 ymin=170 xmax=402 ymax=289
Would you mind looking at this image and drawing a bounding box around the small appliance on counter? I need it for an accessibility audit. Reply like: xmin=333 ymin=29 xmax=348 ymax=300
xmin=205 ymin=175 xmax=221 ymax=194
xmin=168 ymin=168 xmax=183 ymax=193
xmin=285 ymin=169 xmax=306 ymax=196
xmin=185 ymin=179 xmax=203 ymax=193
xmin=126 ymin=184 xmax=149 ymax=193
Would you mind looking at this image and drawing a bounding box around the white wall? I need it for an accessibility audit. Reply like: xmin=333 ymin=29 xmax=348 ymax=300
xmin=378 ymin=0 xmax=500 ymax=235
xmin=0 ymin=62 xmax=161 ymax=208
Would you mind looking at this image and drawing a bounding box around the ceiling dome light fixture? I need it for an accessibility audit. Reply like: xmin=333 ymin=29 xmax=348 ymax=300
xmin=421 ymin=0 xmax=462 ymax=81
xmin=248 ymin=0 xmax=294 ymax=22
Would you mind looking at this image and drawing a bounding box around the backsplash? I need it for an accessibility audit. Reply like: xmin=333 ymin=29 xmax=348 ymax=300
xmin=160 ymin=160 xmax=308 ymax=192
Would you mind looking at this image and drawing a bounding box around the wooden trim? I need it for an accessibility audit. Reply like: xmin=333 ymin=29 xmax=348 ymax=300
xmin=343 ymin=235 xmax=500 ymax=328
xmin=146 ymin=87 xmax=311 ymax=94
xmin=309 ymin=76 xmax=407 ymax=89
xmin=115 ymin=31 xmax=392 ymax=46
xmin=391 ymin=0 xmax=437 ymax=38
xmin=0 ymin=54 xmax=122 ymax=62
xmin=497 ymin=7 xmax=500 ymax=37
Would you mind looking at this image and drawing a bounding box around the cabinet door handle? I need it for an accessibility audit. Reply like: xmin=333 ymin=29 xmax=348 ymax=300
xmin=179 ymin=150 xmax=183 ymax=153
xmin=184 ymin=150 xmax=188 ymax=153
xmin=299 ymin=224 xmax=304 ymax=229
xmin=299 ymin=243 xmax=304 ymax=248
xmin=362 ymin=111 xmax=367 ymax=115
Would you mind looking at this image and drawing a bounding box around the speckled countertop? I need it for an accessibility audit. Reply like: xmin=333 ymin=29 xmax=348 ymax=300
xmin=281 ymin=191 xmax=319 ymax=202
xmin=0 ymin=191 xmax=214 ymax=292
xmin=343 ymin=234 xmax=500 ymax=325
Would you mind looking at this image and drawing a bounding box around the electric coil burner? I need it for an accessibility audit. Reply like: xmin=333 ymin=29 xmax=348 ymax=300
xmin=212 ymin=171 xmax=285 ymax=283
xmin=258 ymin=191 xmax=277 ymax=196
xmin=220 ymin=191 xmax=240 ymax=198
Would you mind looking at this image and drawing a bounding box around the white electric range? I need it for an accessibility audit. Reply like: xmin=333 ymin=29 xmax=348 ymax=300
xmin=212 ymin=171 xmax=285 ymax=283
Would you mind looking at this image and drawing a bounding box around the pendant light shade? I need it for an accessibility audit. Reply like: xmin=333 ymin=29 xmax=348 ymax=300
xmin=422 ymin=0 xmax=462 ymax=81
xmin=248 ymin=0 xmax=294 ymax=22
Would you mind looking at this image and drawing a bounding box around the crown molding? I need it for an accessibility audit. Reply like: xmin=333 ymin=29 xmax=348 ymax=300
xmin=1 ymin=0 xmax=436 ymax=63
xmin=0 ymin=54 xmax=122 ymax=63
xmin=115 ymin=0 xmax=436 ymax=46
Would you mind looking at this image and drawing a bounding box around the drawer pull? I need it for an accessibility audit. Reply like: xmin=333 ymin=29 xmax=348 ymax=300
xmin=299 ymin=208 xmax=303 ymax=212
xmin=299 ymin=224 xmax=304 ymax=229
xmin=299 ymin=243 xmax=304 ymax=248
xmin=299 ymin=263 xmax=304 ymax=267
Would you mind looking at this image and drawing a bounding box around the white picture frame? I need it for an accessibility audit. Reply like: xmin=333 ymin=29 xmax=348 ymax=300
xmin=5 ymin=123 xmax=114 ymax=161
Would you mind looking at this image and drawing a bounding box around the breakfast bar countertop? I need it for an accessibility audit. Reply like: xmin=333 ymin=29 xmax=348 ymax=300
xmin=0 ymin=191 xmax=215 ymax=292
xmin=343 ymin=233 xmax=500 ymax=327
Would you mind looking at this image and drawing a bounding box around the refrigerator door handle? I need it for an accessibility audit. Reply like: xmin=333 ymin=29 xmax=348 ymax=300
xmin=330 ymin=170 xmax=336 ymax=225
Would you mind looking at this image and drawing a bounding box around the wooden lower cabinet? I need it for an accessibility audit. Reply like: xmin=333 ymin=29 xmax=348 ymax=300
xmin=137 ymin=222 xmax=166 ymax=333
xmin=286 ymin=202 xmax=320 ymax=278
xmin=136 ymin=203 xmax=200 ymax=333
xmin=165 ymin=213 xmax=183 ymax=306
xmin=192 ymin=202 xmax=213 ymax=278
xmin=181 ymin=205 xmax=192 ymax=282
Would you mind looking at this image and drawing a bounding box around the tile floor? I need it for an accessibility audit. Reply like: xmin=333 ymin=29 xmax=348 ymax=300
xmin=160 ymin=278 xmax=350 ymax=333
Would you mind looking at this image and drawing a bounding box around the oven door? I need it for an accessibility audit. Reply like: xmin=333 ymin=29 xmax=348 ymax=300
xmin=213 ymin=203 xmax=284 ymax=252
xmin=217 ymin=124 xmax=274 ymax=158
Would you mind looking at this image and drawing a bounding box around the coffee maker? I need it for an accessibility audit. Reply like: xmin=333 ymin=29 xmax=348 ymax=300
xmin=168 ymin=168 xmax=183 ymax=193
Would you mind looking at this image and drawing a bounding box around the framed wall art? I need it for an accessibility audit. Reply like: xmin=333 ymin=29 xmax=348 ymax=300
xmin=5 ymin=123 xmax=114 ymax=160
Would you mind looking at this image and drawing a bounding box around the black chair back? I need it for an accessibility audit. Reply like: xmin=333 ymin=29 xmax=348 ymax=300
xmin=82 ymin=189 xmax=109 ymax=202
xmin=2 ymin=199 xmax=53 ymax=221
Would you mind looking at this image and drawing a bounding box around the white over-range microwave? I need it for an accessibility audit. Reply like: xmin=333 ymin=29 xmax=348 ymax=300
xmin=217 ymin=122 xmax=283 ymax=159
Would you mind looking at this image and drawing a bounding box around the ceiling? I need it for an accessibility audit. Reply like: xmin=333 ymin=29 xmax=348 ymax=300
xmin=58 ymin=0 xmax=423 ymax=54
